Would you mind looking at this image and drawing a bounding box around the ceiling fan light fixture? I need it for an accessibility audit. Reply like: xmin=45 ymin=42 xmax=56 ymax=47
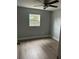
xmin=34 ymin=0 xmax=59 ymax=9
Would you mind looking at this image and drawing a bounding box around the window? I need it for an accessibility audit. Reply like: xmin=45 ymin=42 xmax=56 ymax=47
xmin=29 ymin=14 xmax=40 ymax=26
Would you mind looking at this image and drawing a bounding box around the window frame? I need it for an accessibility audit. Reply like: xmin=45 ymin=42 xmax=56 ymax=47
xmin=29 ymin=14 xmax=41 ymax=27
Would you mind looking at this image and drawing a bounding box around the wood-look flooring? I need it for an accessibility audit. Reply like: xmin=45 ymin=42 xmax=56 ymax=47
xmin=17 ymin=39 xmax=58 ymax=59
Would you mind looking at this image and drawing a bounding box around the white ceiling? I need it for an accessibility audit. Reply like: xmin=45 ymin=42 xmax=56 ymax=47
xmin=17 ymin=0 xmax=61 ymax=11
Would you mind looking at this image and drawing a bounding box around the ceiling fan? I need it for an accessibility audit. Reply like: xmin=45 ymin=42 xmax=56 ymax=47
xmin=34 ymin=0 xmax=59 ymax=9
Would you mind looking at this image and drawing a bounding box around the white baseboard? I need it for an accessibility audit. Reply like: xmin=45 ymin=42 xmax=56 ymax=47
xmin=52 ymin=36 xmax=59 ymax=42
xmin=18 ymin=35 xmax=51 ymax=40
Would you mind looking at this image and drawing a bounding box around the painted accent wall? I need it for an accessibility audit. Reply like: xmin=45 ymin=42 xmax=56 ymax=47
xmin=17 ymin=7 xmax=51 ymax=39
xmin=51 ymin=9 xmax=61 ymax=41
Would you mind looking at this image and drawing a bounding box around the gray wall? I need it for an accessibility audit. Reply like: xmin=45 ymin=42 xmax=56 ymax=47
xmin=17 ymin=7 xmax=51 ymax=39
xmin=51 ymin=9 xmax=61 ymax=41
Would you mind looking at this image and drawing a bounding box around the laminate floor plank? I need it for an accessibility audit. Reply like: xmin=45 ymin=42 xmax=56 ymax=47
xmin=17 ymin=39 xmax=58 ymax=59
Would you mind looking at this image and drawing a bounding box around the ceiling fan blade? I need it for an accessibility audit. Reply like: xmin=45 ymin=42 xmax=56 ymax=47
xmin=48 ymin=0 xmax=59 ymax=4
xmin=49 ymin=5 xmax=58 ymax=8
